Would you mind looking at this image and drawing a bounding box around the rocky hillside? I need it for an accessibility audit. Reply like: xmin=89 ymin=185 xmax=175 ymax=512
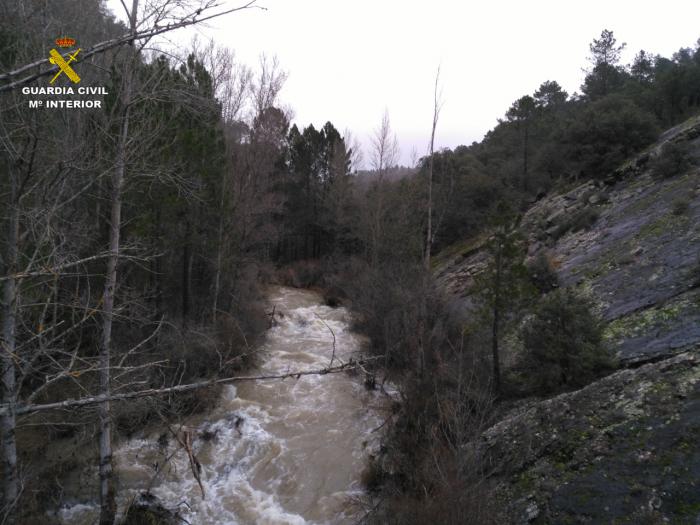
xmin=434 ymin=116 xmax=700 ymax=523
xmin=486 ymin=351 xmax=700 ymax=523
xmin=436 ymin=115 xmax=700 ymax=367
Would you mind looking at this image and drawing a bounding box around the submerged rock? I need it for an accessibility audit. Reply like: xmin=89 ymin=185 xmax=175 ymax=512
xmin=122 ymin=492 xmax=182 ymax=525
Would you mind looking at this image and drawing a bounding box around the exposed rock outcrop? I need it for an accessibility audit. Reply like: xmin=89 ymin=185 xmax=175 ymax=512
xmin=435 ymin=117 xmax=700 ymax=523
xmin=484 ymin=350 xmax=700 ymax=524
xmin=435 ymin=116 xmax=700 ymax=367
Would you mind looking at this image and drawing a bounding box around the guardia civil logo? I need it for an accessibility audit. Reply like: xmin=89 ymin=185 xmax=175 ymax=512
xmin=22 ymin=36 xmax=108 ymax=109
xmin=49 ymin=37 xmax=81 ymax=84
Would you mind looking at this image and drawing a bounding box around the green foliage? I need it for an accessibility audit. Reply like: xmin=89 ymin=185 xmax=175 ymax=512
xmin=527 ymin=251 xmax=560 ymax=294
xmin=671 ymin=196 xmax=691 ymax=216
xmin=474 ymin=217 xmax=534 ymax=315
xmin=650 ymin=141 xmax=693 ymax=179
xmin=588 ymin=29 xmax=626 ymax=67
xmin=280 ymin=122 xmax=354 ymax=260
xmin=534 ymin=80 xmax=569 ymax=109
xmin=521 ymin=289 xmax=615 ymax=393
xmin=343 ymin=259 xmax=452 ymax=370
xmin=552 ymin=207 xmax=600 ymax=240
xmin=565 ymin=95 xmax=659 ymax=178
xmin=419 ymin=147 xmax=505 ymax=251
xmin=582 ymin=30 xmax=629 ymax=99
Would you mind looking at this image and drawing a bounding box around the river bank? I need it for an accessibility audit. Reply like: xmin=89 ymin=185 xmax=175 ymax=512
xmin=55 ymin=286 xmax=387 ymax=524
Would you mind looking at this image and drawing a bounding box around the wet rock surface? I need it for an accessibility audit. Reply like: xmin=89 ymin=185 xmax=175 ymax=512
xmin=434 ymin=118 xmax=700 ymax=523
xmin=435 ymin=117 xmax=700 ymax=366
xmin=484 ymin=351 xmax=700 ymax=524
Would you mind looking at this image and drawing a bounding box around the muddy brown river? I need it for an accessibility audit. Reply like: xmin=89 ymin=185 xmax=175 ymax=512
xmin=58 ymin=287 xmax=386 ymax=524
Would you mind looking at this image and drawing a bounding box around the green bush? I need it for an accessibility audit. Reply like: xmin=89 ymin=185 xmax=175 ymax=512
xmin=552 ymin=207 xmax=600 ymax=240
xmin=527 ymin=251 xmax=559 ymax=294
xmin=521 ymin=288 xmax=614 ymax=394
xmin=342 ymin=258 xmax=457 ymax=370
xmin=650 ymin=141 xmax=692 ymax=179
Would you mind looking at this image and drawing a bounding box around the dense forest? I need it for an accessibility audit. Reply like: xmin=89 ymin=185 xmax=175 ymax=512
xmin=2 ymin=1 xmax=700 ymax=524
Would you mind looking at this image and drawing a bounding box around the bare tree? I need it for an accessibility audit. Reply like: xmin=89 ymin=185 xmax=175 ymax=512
xmin=367 ymin=109 xmax=399 ymax=266
xmin=183 ymin=40 xmax=256 ymax=321
xmin=343 ymin=128 xmax=364 ymax=172
xmin=0 ymin=1 xmax=264 ymax=92
xmin=424 ymin=66 xmax=443 ymax=269
xmin=97 ymin=1 xmax=139 ymax=521
xmin=1 ymin=2 xmax=264 ymax=524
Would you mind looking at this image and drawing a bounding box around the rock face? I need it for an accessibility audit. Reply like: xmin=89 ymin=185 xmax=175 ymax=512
xmin=484 ymin=351 xmax=700 ymax=524
xmin=435 ymin=116 xmax=700 ymax=367
xmin=433 ymin=117 xmax=700 ymax=523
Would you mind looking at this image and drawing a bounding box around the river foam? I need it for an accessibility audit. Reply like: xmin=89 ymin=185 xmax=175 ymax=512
xmin=56 ymin=286 xmax=385 ymax=524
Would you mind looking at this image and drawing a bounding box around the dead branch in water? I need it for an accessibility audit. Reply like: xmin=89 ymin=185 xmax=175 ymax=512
xmin=0 ymin=357 xmax=381 ymax=417
xmin=315 ymin=314 xmax=337 ymax=367
xmin=171 ymin=427 xmax=206 ymax=500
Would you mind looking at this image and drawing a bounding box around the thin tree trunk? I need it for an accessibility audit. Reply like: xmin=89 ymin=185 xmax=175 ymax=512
xmin=425 ymin=151 xmax=433 ymax=269
xmin=522 ymin=123 xmax=529 ymax=194
xmin=152 ymin=202 xmax=162 ymax=319
xmin=425 ymin=67 xmax=441 ymax=270
xmin=182 ymin=220 xmax=191 ymax=327
xmin=491 ymin=239 xmax=502 ymax=395
xmin=99 ymin=2 xmax=137 ymax=523
xmin=212 ymin=170 xmax=227 ymax=322
xmin=1 ymin=168 xmax=19 ymax=523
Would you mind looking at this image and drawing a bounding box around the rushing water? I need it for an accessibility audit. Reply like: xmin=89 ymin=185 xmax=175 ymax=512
xmin=58 ymin=286 xmax=386 ymax=524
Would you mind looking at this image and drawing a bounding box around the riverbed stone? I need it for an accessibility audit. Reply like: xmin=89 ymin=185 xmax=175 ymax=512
xmin=122 ymin=492 xmax=182 ymax=525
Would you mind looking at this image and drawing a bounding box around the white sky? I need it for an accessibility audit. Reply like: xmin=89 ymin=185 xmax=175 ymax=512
xmin=106 ymin=0 xmax=700 ymax=166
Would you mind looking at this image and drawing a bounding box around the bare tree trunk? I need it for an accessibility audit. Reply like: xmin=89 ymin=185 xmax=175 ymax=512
xmin=182 ymin=220 xmax=191 ymax=328
xmin=212 ymin=172 xmax=227 ymax=322
xmin=1 ymin=168 xmax=19 ymax=524
xmin=425 ymin=67 xmax=441 ymax=270
xmin=369 ymin=110 xmax=398 ymax=268
xmin=99 ymin=2 xmax=137 ymax=523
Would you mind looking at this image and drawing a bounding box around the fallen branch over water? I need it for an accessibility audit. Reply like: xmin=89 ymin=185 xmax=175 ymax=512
xmin=173 ymin=427 xmax=206 ymax=500
xmin=1 ymin=357 xmax=380 ymax=417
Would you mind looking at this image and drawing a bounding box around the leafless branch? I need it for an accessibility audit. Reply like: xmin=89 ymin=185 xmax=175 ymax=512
xmin=0 ymin=1 xmax=265 ymax=92
xmin=2 ymin=357 xmax=381 ymax=417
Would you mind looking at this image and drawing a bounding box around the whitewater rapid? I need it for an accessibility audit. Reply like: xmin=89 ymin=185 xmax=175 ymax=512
xmin=58 ymin=286 xmax=386 ymax=524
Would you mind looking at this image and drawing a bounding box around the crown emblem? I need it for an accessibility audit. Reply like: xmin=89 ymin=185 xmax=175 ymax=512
xmin=55 ymin=37 xmax=76 ymax=48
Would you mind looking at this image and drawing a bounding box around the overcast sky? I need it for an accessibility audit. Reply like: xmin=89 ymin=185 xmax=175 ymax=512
xmin=107 ymin=0 xmax=700 ymax=166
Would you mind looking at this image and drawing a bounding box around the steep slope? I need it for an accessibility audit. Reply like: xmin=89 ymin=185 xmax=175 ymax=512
xmin=434 ymin=117 xmax=700 ymax=523
xmin=436 ymin=115 xmax=700 ymax=367
xmin=486 ymin=351 xmax=700 ymax=523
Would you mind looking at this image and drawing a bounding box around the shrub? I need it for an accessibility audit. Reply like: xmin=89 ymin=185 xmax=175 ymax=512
xmin=671 ymin=196 xmax=691 ymax=216
xmin=279 ymin=259 xmax=324 ymax=288
xmin=527 ymin=251 xmax=559 ymax=294
xmin=565 ymin=95 xmax=659 ymax=179
xmin=552 ymin=207 xmax=600 ymax=240
xmin=340 ymin=258 xmax=462 ymax=371
xmin=650 ymin=141 xmax=692 ymax=179
xmin=521 ymin=288 xmax=614 ymax=394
